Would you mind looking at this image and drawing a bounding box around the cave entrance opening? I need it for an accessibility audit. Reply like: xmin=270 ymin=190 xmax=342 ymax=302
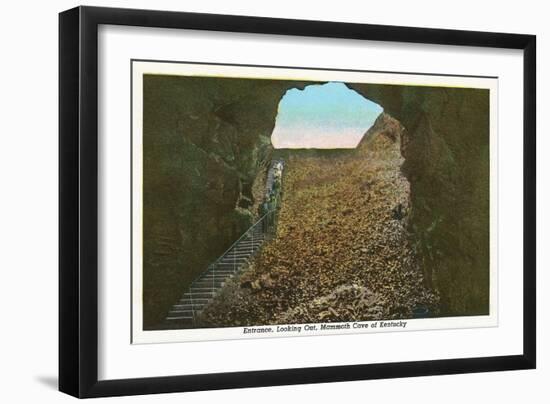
xmin=270 ymin=81 xmax=383 ymax=149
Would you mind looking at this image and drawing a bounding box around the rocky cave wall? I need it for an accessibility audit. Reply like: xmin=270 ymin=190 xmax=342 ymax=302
xmin=143 ymin=76 xmax=312 ymax=328
xmin=351 ymin=84 xmax=490 ymax=316
xmin=143 ymin=76 xmax=490 ymax=328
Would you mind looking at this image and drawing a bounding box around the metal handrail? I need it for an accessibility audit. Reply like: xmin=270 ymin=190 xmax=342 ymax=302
xmin=208 ymin=210 xmax=273 ymax=270
xmin=183 ymin=210 xmax=275 ymax=322
xmin=207 ymin=159 xmax=285 ymax=274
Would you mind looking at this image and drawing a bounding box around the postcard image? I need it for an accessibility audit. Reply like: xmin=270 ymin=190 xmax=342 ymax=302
xmin=131 ymin=60 xmax=497 ymax=344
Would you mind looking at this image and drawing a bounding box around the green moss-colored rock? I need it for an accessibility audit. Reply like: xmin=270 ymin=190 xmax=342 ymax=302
xmin=142 ymin=75 xmax=312 ymax=328
xmin=142 ymin=75 xmax=490 ymax=328
xmin=350 ymin=84 xmax=490 ymax=315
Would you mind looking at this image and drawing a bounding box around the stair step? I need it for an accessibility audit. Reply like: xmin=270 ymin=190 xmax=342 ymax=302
xmin=228 ymin=250 xmax=257 ymax=255
xmin=217 ymin=259 xmax=247 ymax=263
xmin=202 ymin=273 xmax=234 ymax=278
xmin=168 ymin=309 xmax=196 ymax=316
xmin=223 ymin=253 xmax=253 ymax=258
xmin=215 ymin=262 xmax=243 ymax=266
xmin=174 ymin=302 xmax=206 ymax=309
xmin=173 ymin=306 xmax=205 ymax=312
xmin=199 ymin=276 xmax=231 ymax=282
xmin=166 ymin=316 xmax=194 ymax=321
xmin=232 ymin=245 xmax=260 ymax=250
xmin=216 ymin=264 xmax=244 ymax=270
xmin=222 ymin=253 xmax=250 ymax=258
xmin=205 ymin=268 xmax=235 ymax=273
xmin=207 ymin=266 xmax=237 ymax=270
xmin=220 ymin=255 xmax=249 ymax=260
xmin=193 ymin=281 xmax=224 ymax=288
xmin=207 ymin=267 xmax=234 ymax=271
xmin=242 ymin=241 xmax=263 ymax=246
xmin=183 ymin=286 xmax=220 ymax=297
xmin=221 ymin=253 xmax=249 ymax=258
xmin=179 ymin=298 xmax=211 ymax=304
xmin=222 ymin=256 xmax=252 ymax=261
xmin=201 ymin=272 xmax=232 ymax=277
xmin=202 ymin=275 xmax=233 ymax=280
xmin=218 ymin=260 xmax=247 ymax=266
xmin=178 ymin=297 xmax=210 ymax=303
xmin=214 ymin=265 xmax=244 ymax=271
xmin=222 ymin=248 xmax=256 ymax=259
xmin=183 ymin=292 xmax=215 ymax=299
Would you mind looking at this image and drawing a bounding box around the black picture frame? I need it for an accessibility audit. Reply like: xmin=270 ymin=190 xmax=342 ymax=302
xmin=59 ymin=5 xmax=536 ymax=398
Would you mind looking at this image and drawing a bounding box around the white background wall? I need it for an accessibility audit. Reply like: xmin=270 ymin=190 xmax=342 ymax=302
xmin=0 ymin=0 xmax=546 ymax=402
